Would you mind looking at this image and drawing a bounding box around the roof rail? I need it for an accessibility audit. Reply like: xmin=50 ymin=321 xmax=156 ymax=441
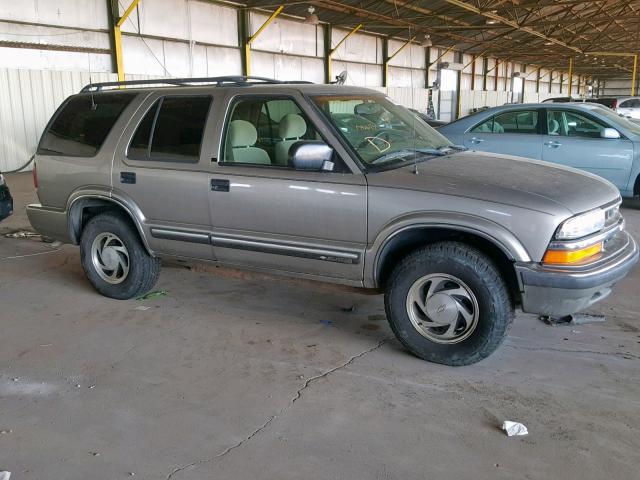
xmin=80 ymin=76 xmax=312 ymax=92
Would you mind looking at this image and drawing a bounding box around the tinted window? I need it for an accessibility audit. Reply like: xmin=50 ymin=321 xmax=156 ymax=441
xmin=620 ymin=99 xmax=640 ymax=108
xmin=128 ymin=100 xmax=158 ymax=159
xmin=39 ymin=93 xmax=135 ymax=157
xmin=128 ymin=96 xmax=211 ymax=163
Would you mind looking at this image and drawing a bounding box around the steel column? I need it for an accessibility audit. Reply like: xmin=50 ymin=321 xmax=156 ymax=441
xmin=245 ymin=5 xmax=284 ymax=76
xmin=113 ymin=0 xmax=140 ymax=82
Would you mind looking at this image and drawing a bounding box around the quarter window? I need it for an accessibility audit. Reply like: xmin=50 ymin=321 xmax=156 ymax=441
xmin=128 ymin=96 xmax=211 ymax=163
xmin=38 ymin=92 xmax=136 ymax=157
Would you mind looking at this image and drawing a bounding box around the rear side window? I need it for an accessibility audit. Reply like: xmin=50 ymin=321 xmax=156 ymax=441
xmin=38 ymin=93 xmax=136 ymax=157
xmin=471 ymin=110 xmax=538 ymax=134
xmin=128 ymin=96 xmax=211 ymax=163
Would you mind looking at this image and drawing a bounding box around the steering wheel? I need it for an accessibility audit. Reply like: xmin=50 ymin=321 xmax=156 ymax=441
xmin=357 ymin=129 xmax=408 ymax=150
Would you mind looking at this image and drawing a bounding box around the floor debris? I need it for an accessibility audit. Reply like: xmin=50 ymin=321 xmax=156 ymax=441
xmin=5 ymin=230 xmax=40 ymax=239
xmin=136 ymin=290 xmax=168 ymax=301
xmin=502 ymin=421 xmax=528 ymax=437
xmin=134 ymin=306 xmax=151 ymax=311
xmin=539 ymin=313 xmax=606 ymax=326
xmin=0 ymin=471 xmax=10 ymax=480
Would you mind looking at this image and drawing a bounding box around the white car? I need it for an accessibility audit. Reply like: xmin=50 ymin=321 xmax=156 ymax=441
xmin=587 ymin=97 xmax=640 ymax=119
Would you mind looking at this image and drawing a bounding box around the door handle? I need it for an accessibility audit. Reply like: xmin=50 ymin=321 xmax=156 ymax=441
xmin=544 ymin=141 xmax=562 ymax=148
xmin=120 ymin=172 xmax=136 ymax=184
xmin=211 ymin=179 xmax=230 ymax=192
xmin=470 ymin=137 xmax=484 ymax=144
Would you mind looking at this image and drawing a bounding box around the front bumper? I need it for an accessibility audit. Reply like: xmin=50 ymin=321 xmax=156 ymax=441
xmin=0 ymin=184 xmax=13 ymax=221
xmin=515 ymin=230 xmax=638 ymax=316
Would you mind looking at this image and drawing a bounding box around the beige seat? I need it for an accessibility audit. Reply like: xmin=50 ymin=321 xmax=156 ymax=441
xmin=228 ymin=120 xmax=270 ymax=164
xmin=275 ymin=114 xmax=307 ymax=166
xmin=548 ymin=119 xmax=561 ymax=135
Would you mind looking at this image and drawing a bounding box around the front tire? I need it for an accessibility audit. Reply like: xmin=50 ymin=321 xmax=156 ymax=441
xmin=385 ymin=242 xmax=513 ymax=366
xmin=80 ymin=213 xmax=160 ymax=299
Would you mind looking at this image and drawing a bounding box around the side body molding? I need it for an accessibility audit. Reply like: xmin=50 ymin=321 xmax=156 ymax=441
xmin=364 ymin=211 xmax=532 ymax=288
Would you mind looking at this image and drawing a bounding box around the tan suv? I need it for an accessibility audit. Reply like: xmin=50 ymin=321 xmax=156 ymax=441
xmin=27 ymin=76 xmax=638 ymax=365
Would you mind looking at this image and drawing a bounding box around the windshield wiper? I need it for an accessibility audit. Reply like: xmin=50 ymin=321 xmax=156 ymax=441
xmin=372 ymin=148 xmax=446 ymax=165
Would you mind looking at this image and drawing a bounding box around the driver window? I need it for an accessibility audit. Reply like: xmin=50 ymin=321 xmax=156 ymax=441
xmin=221 ymin=97 xmax=320 ymax=167
xmin=548 ymin=110 xmax=605 ymax=138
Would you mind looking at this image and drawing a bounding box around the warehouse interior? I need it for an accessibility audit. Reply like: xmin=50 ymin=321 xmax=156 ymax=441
xmin=1 ymin=1 xmax=640 ymax=479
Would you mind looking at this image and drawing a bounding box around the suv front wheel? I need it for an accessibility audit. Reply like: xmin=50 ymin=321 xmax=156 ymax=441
xmin=385 ymin=242 xmax=514 ymax=366
xmin=80 ymin=212 xmax=161 ymax=300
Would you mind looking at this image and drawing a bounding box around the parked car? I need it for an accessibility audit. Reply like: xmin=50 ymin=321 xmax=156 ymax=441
xmin=541 ymin=96 xmax=576 ymax=103
xmin=27 ymin=77 xmax=638 ymax=366
xmin=0 ymin=174 xmax=13 ymax=222
xmin=408 ymin=109 xmax=448 ymax=128
xmin=439 ymin=102 xmax=640 ymax=198
xmin=587 ymin=97 xmax=640 ymax=119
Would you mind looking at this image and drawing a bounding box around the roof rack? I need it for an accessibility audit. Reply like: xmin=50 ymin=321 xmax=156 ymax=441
xmin=80 ymin=76 xmax=313 ymax=93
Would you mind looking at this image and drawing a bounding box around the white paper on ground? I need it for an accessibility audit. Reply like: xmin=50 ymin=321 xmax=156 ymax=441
xmin=0 ymin=471 xmax=11 ymax=480
xmin=502 ymin=421 xmax=528 ymax=436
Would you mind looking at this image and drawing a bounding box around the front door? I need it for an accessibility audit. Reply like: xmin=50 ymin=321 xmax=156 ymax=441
xmin=207 ymin=93 xmax=367 ymax=282
xmin=542 ymin=109 xmax=634 ymax=190
xmin=463 ymin=109 xmax=543 ymax=159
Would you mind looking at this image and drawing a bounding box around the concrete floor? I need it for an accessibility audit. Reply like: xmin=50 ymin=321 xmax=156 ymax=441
xmin=1 ymin=172 xmax=639 ymax=480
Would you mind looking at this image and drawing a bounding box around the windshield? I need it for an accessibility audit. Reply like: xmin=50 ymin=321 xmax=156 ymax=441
xmin=595 ymin=107 xmax=640 ymax=136
xmin=312 ymin=95 xmax=453 ymax=169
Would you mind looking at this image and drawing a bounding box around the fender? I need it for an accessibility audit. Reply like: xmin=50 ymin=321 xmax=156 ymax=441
xmin=67 ymin=188 xmax=154 ymax=255
xmin=365 ymin=211 xmax=532 ymax=288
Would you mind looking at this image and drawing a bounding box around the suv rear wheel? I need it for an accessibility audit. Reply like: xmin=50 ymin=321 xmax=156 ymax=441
xmin=385 ymin=241 xmax=513 ymax=366
xmin=80 ymin=212 xmax=160 ymax=299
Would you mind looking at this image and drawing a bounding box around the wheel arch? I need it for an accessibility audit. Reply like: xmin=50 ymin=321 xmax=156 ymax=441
xmin=67 ymin=195 xmax=154 ymax=255
xmin=373 ymin=225 xmax=523 ymax=304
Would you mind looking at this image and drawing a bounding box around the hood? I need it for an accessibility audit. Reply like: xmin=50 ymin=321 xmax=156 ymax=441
xmin=366 ymin=151 xmax=620 ymax=215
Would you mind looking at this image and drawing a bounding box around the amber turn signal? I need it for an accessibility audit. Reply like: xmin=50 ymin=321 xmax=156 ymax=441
xmin=543 ymin=242 xmax=603 ymax=265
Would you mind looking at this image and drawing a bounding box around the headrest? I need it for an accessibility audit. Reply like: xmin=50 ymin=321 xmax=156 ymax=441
xmin=279 ymin=114 xmax=306 ymax=139
xmin=229 ymin=120 xmax=257 ymax=147
xmin=549 ymin=119 xmax=560 ymax=134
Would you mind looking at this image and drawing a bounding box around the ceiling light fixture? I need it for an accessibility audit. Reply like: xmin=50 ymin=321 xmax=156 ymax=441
xmin=304 ymin=6 xmax=319 ymax=25
xmin=419 ymin=33 xmax=433 ymax=47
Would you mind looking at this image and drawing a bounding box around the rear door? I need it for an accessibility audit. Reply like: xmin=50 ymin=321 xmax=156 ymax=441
xmin=113 ymin=93 xmax=217 ymax=260
xmin=542 ymin=108 xmax=634 ymax=189
xmin=206 ymin=92 xmax=367 ymax=282
xmin=462 ymin=109 xmax=543 ymax=159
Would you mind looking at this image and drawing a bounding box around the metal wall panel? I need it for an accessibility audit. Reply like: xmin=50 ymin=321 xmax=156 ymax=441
xmin=332 ymin=61 xmax=382 ymax=87
xmin=250 ymin=12 xmax=322 ymax=58
xmin=189 ymin=1 xmax=238 ymax=47
xmin=205 ymin=46 xmax=241 ymax=77
xmin=388 ymin=40 xmax=425 ymax=69
xmin=0 ymin=46 xmax=112 ymax=72
xmin=388 ymin=67 xmax=425 ymax=88
xmin=331 ymin=29 xmax=380 ymax=64
xmin=0 ymin=20 xmax=110 ymax=49
xmin=0 ymin=0 xmax=108 ymax=29
xmin=251 ymin=51 xmax=323 ymax=83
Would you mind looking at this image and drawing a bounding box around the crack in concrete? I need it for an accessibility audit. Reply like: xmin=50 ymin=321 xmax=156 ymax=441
xmin=165 ymin=337 xmax=390 ymax=480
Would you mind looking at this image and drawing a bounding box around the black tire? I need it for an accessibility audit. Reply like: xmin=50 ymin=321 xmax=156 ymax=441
xmin=80 ymin=212 xmax=160 ymax=300
xmin=385 ymin=241 xmax=514 ymax=366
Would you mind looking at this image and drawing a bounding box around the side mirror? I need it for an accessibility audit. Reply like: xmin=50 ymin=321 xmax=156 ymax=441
xmin=601 ymin=127 xmax=620 ymax=139
xmin=290 ymin=141 xmax=335 ymax=171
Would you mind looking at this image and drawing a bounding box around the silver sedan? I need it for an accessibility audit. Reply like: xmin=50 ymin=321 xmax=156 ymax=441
xmin=439 ymin=103 xmax=640 ymax=198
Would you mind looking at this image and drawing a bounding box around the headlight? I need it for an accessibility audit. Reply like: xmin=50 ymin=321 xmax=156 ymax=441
xmin=555 ymin=209 xmax=605 ymax=240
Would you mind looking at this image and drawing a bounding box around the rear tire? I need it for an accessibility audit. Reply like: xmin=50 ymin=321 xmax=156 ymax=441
xmin=384 ymin=241 xmax=513 ymax=366
xmin=80 ymin=213 xmax=160 ymax=300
